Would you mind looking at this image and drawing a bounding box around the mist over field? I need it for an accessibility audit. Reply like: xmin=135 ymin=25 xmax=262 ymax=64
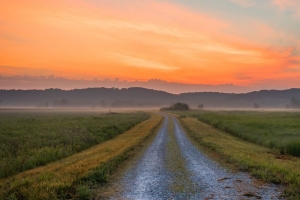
xmin=2 ymin=0 xmax=300 ymax=199
xmin=1 ymin=87 xmax=300 ymax=109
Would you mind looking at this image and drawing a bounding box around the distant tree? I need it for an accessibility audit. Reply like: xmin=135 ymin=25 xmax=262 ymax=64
xmin=285 ymin=104 xmax=291 ymax=109
xmin=254 ymin=103 xmax=260 ymax=109
xmin=173 ymin=102 xmax=189 ymax=110
xmin=160 ymin=102 xmax=189 ymax=111
xmin=45 ymin=102 xmax=49 ymax=108
xmin=198 ymin=104 xmax=204 ymax=110
xmin=290 ymin=97 xmax=300 ymax=109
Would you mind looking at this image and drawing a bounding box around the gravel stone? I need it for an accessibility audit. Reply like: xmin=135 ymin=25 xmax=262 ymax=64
xmin=108 ymin=116 xmax=282 ymax=200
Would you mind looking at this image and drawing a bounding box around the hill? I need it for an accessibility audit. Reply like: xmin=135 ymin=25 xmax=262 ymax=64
xmin=0 ymin=87 xmax=300 ymax=109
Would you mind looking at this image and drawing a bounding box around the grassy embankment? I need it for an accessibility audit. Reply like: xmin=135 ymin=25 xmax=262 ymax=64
xmin=0 ymin=110 xmax=162 ymax=199
xmin=0 ymin=110 xmax=149 ymax=179
xmin=176 ymin=111 xmax=300 ymax=199
xmin=191 ymin=111 xmax=300 ymax=156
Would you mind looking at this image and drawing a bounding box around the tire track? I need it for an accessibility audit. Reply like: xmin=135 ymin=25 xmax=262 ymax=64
xmin=112 ymin=116 xmax=170 ymax=199
xmin=172 ymin=116 xmax=281 ymax=199
xmin=105 ymin=115 xmax=282 ymax=200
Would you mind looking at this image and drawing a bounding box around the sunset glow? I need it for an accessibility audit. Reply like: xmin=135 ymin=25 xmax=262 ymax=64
xmin=1 ymin=0 xmax=300 ymax=91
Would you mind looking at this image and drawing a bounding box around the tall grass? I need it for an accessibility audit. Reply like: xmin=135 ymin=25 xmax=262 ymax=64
xmin=181 ymin=110 xmax=300 ymax=157
xmin=180 ymin=116 xmax=300 ymax=199
xmin=0 ymin=113 xmax=162 ymax=200
xmin=0 ymin=110 xmax=149 ymax=178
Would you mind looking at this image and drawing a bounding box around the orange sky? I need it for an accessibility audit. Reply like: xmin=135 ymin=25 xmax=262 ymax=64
xmin=1 ymin=0 xmax=300 ymax=90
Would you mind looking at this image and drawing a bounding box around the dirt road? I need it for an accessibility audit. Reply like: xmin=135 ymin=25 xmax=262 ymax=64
xmin=104 ymin=116 xmax=282 ymax=199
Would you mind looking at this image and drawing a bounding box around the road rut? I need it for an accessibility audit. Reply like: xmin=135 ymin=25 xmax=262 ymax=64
xmin=105 ymin=116 xmax=282 ymax=199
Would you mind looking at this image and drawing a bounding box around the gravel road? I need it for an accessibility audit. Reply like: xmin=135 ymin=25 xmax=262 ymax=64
xmin=106 ymin=115 xmax=282 ymax=199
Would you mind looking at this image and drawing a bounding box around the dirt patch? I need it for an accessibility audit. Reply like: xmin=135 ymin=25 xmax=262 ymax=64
xmin=243 ymin=192 xmax=262 ymax=199
xmin=275 ymin=155 xmax=293 ymax=161
xmin=218 ymin=177 xmax=230 ymax=181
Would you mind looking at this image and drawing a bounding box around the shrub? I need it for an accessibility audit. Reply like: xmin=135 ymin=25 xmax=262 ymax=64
xmin=160 ymin=102 xmax=190 ymax=111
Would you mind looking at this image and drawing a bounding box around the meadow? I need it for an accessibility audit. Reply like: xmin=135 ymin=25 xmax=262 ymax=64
xmin=0 ymin=111 xmax=162 ymax=199
xmin=0 ymin=109 xmax=149 ymax=179
xmin=178 ymin=110 xmax=300 ymax=157
xmin=173 ymin=110 xmax=300 ymax=199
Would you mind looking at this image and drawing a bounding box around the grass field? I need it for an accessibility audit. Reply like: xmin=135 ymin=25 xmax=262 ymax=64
xmin=180 ymin=116 xmax=300 ymax=199
xmin=172 ymin=110 xmax=300 ymax=199
xmin=0 ymin=110 xmax=149 ymax=179
xmin=177 ymin=110 xmax=300 ymax=157
xmin=0 ymin=110 xmax=162 ymax=199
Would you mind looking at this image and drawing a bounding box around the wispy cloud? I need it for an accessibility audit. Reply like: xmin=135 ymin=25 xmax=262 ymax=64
xmin=113 ymin=54 xmax=179 ymax=70
xmin=230 ymin=0 xmax=255 ymax=7
xmin=0 ymin=75 xmax=254 ymax=93
xmin=0 ymin=0 xmax=299 ymax=88
xmin=271 ymin=0 xmax=300 ymax=18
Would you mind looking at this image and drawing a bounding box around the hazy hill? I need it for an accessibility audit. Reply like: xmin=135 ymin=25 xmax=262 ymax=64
xmin=179 ymin=89 xmax=300 ymax=108
xmin=0 ymin=87 xmax=300 ymax=109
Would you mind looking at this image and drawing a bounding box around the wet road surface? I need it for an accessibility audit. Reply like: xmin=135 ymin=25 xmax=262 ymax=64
xmin=106 ymin=116 xmax=282 ymax=199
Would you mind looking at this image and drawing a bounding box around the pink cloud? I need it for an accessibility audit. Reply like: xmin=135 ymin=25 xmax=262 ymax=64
xmin=1 ymin=0 xmax=300 ymax=88
xmin=272 ymin=0 xmax=300 ymax=18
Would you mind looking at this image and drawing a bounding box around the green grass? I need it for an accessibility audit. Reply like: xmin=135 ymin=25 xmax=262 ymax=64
xmin=0 ymin=113 xmax=163 ymax=200
xmin=179 ymin=116 xmax=300 ymax=199
xmin=176 ymin=110 xmax=300 ymax=157
xmin=76 ymin=185 xmax=91 ymax=200
xmin=165 ymin=117 xmax=197 ymax=196
xmin=0 ymin=109 xmax=149 ymax=179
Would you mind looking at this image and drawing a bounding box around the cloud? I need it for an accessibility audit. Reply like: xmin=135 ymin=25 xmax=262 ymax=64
xmin=0 ymin=75 xmax=252 ymax=93
xmin=230 ymin=0 xmax=255 ymax=7
xmin=113 ymin=54 xmax=179 ymax=70
xmin=0 ymin=0 xmax=299 ymax=88
xmin=271 ymin=0 xmax=300 ymax=18
xmin=2 ymin=75 xmax=300 ymax=93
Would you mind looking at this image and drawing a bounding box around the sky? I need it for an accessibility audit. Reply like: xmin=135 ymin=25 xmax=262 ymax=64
xmin=1 ymin=0 xmax=300 ymax=93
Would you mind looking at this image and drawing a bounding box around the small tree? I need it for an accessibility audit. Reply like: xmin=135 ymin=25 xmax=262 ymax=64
xmin=254 ymin=103 xmax=260 ymax=109
xmin=285 ymin=104 xmax=291 ymax=109
xmin=172 ymin=102 xmax=189 ymax=110
xmin=45 ymin=102 xmax=49 ymax=108
xmin=160 ymin=102 xmax=190 ymax=111
xmin=198 ymin=104 xmax=204 ymax=110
